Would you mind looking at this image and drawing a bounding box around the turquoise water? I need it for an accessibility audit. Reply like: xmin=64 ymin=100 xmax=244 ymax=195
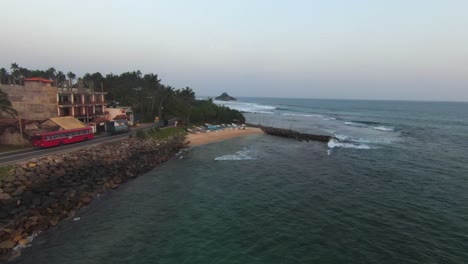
xmin=15 ymin=98 xmax=468 ymax=263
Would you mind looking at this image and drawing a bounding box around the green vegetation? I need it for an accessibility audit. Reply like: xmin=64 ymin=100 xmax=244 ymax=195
xmin=0 ymin=145 xmax=30 ymax=153
xmin=0 ymin=88 xmax=17 ymax=118
xmin=135 ymin=130 xmax=147 ymax=139
xmin=0 ymin=165 xmax=13 ymax=182
xmin=146 ymin=127 xmax=186 ymax=140
xmin=1 ymin=63 xmax=245 ymax=125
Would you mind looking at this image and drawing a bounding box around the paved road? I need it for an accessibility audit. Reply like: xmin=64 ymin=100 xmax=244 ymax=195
xmin=0 ymin=124 xmax=159 ymax=166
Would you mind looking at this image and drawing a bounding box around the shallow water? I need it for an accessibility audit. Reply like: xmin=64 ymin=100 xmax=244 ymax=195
xmin=15 ymin=99 xmax=468 ymax=263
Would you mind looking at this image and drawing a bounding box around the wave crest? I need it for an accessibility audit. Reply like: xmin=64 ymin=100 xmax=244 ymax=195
xmin=327 ymin=139 xmax=372 ymax=150
xmin=215 ymin=150 xmax=257 ymax=161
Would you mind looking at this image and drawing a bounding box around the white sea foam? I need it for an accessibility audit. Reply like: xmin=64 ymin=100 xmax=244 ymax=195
xmin=327 ymin=139 xmax=372 ymax=150
xmin=13 ymin=231 xmax=41 ymax=250
xmin=344 ymin=121 xmax=366 ymax=127
xmin=372 ymin=126 xmax=394 ymax=131
xmin=215 ymin=149 xmax=256 ymax=161
xmin=214 ymin=100 xmax=276 ymax=114
xmin=335 ymin=134 xmax=350 ymax=141
xmin=335 ymin=135 xmax=386 ymax=144
xmin=281 ymin=113 xmax=324 ymax=118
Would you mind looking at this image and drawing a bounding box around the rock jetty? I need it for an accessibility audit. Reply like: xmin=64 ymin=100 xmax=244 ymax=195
xmin=0 ymin=135 xmax=187 ymax=262
xmin=260 ymin=126 xmax=336 ymax=142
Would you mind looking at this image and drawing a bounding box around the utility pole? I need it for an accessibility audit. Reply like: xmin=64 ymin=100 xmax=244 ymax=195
xmin=18 ymin=114 xmax=24 ymax=147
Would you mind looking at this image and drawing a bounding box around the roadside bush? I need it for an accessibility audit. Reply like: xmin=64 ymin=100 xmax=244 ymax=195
xmin=136 ymin=130 xmax=147 ymax=139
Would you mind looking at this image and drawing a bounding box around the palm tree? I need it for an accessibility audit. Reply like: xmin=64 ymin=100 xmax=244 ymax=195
xmin=67 ymin=71 xmax=76 ymax=89
xmin=0 ymin=68 xmax=7 ymax=85
xmin=10 ymin=63 xmax=19 ymax=85
xmin=0 ymin=88 xmax=17 ymax=118
xmin=18 ymin=67 xmax=30 ymax=85
xmin=46 ymin=67 xmax=56 ymax=82
xmin=144 ymin=73 xmax=161 ymax=117
xmin=83 ymin=73 xmax=92 ymax=89
xmin=56 ymin=71 xmax=66 ymax=87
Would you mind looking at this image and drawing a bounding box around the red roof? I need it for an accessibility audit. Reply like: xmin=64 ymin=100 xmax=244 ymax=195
xmin=114 ymin=114 xmax=129 ymax=120
xmin=24 ymin=77 xmax=53 ymax=83
xmin=92 ymin=117 xmax=108 ymax=123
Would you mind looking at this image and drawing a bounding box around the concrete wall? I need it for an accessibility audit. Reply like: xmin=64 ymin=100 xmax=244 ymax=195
xmin=1 ymin=84 xmax=58 ymax=121
xmin=0 ymin=127 xmax=30 ymax=145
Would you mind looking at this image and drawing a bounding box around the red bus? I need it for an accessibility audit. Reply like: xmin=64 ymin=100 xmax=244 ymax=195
xmin=32 ymin=127 xmax=94 ymax=148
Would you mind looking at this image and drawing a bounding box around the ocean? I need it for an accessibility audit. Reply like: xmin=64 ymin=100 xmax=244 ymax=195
xmin=14 ymin=98 xmax=468 ymax=264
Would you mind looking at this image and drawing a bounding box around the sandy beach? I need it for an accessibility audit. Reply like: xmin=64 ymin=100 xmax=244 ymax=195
xmin=186 ymin=127 xmax=264 ymax=147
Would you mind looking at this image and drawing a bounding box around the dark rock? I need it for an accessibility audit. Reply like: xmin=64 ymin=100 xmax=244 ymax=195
xmin=16 ymin=175 xmax=27 ymax=182
xmin=215 ymin=92 xmax=237 ymax=101
xmin=15 ymin=167 xmax=25 ymax=177
xmin=0 ymin=193 xmax=12 ymax=200
xmin=11 ymin=186 xmax=26 ymax=197
xmin=260 ymin=126 xmax=336 ymax=143
xmin=2 ymin=188 xmax=15 ymax=194
xmin=2 ymin=176 xmax=15 ymax=183
xmin=80 ymin=196 xmax=92 ymax=204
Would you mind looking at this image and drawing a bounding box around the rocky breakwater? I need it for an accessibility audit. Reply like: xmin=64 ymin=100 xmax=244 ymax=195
xmin=0 ymin=134 xmax=187 ymax=262
xmin=260 ymin=126 xmax=337 ymax=143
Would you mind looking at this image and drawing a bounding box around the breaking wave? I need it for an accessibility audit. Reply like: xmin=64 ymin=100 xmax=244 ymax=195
xmin=327 ymin=139 xmax=372 ymax=150
xmin=372 ymin=126 xmax=394 ymax=131
xmin=215 ymin=149 xmax=257 ymax=161
xmin=281 ymin=113 xmax=324 ymax=118
xmin=214 ymin=100 xmax=276 ymax=114
xmin=345 ymin=121 xmax=395 ymax=132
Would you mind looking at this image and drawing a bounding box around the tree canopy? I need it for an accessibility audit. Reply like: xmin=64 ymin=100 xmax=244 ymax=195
xmin=0 ymin=88 xmax=17 ymax=118
xmin=0 ymin=63 xmax=245 ymax=124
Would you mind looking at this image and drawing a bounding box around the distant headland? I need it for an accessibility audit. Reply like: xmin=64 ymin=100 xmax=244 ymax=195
xmin=215 ymin=92 xmax=237 ymax=101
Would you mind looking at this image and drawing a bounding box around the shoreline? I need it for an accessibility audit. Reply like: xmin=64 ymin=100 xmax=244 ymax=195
xmin=186 ymin=127 xmax=264 ymax=147
xmin=0 ymin=136 xmax=186 ymax=262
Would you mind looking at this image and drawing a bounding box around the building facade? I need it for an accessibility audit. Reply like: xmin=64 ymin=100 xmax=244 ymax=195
xmin=1 ymin=78 xmax=106 ymax=122
xmin=1 ymin=78 xmax=58 ymax=120
xmin=57 ymin=87 xmax=106 ymax=122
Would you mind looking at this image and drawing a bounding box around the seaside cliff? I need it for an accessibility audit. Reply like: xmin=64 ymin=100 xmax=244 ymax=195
xmin=0 ymin=135 xmax=187 ymax=261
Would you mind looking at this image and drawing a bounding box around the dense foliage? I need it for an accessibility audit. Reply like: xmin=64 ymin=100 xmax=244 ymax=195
xmin=0 ymin=63 xmax=244 ymax=124
xmin=0 ymin=88 xmax=17 ymax=118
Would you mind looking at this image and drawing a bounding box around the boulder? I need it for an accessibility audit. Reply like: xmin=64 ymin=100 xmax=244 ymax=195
xmin=0 ymin=193 xmax=12 ymax=200
xmin=15 ymin=167 xmax=25 ymax=177
xmin=0 ymin=240 xmax=15 ymax=249
xmin=2 ymin=176 xmax=16 ymax=183
xmin=18 ymin=238 xmax=29 ymax=246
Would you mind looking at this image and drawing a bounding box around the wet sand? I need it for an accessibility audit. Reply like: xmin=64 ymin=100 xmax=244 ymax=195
xmin=187 ymin=127 xmax=264 ymax=147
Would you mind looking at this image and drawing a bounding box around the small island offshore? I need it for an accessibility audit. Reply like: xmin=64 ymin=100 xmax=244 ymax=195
xmin=215 ymin=92 xmax=237 ymax=101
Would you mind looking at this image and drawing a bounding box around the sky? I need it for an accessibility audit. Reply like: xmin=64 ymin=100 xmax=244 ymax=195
xmin=1 ymin=0 xmax=468 ymax=101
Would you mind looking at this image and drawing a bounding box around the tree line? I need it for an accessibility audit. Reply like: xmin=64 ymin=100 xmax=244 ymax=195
xmin=0 ymin=63 xmax=245 ymax=124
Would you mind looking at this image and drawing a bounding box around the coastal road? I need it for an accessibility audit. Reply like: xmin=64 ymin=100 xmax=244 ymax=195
xmin=0 ymin=124 xmax=161 ymax=166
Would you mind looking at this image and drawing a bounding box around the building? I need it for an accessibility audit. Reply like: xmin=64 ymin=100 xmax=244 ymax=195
xmin=0 ymin=78 xmax=58 ymax=120
xmin=0 ymin=78 xmax=107 ymax=122
xmin=105 ymin=107 xmax=134 ymax=125
xmin=41 ymin=116 xmax=87 ymax=131
xmin=57 ymin=87 xmax=106 ymax=123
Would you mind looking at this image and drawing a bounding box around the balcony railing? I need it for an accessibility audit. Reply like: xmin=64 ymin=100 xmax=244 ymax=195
xmin=58 ymin=100 xmax=105 ymax=105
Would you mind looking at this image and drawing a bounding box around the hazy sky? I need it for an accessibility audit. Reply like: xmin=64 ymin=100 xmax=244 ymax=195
xmin=2 ymin=0 xmax=468 ymax=101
